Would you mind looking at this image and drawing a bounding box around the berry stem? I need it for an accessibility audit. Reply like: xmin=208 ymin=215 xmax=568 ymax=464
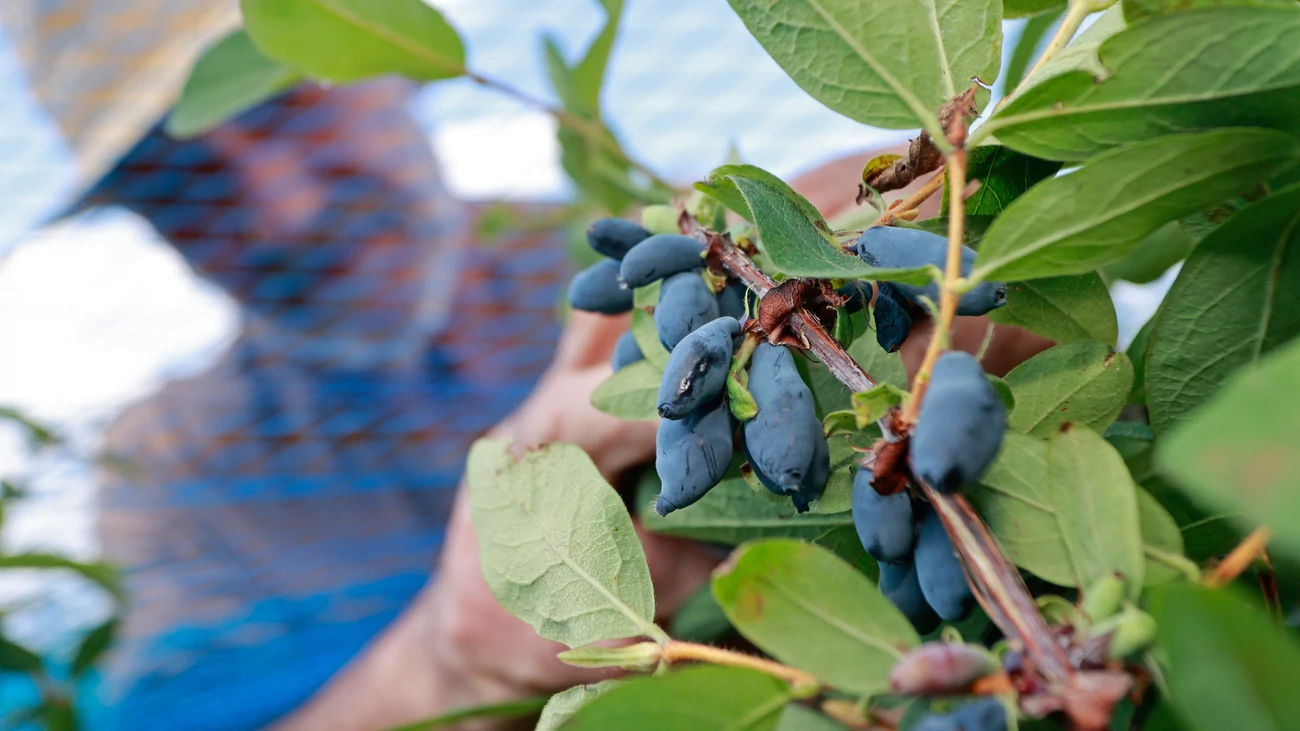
xmin=872 ymin=169 xmax=947 ymax=227
xmin=662 ymin=641 xmax=819 ymax=688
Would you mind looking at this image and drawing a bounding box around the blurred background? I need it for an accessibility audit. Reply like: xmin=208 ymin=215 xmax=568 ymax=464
xmin=0 ymin=1 xmax=1166 ymax=728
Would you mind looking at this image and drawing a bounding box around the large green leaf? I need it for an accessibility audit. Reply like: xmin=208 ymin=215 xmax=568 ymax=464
xmin=986 ymin=7 xmax=1300 ymax=160
xmin=776 ymin=705 xmax=850 ymax=730
xmin=942 ymin=145 xmax=1061 ymax=216
xmin=166 ymin=30 xmax=301 ymax=139
xmin=1003 ymin=10 xmax=1064 ymax=91
xmin=1003 ymin=341 xmax=1133 ymax=436
xmin=590 ymin=360 xmax=662 ymax=421
xmin=1101 ymin=221 xmax=1197 ymax=284
xmin=973 ymin=428 xmax=1145 ymax=594
xmin=725 ymin=0 xmax=1002 ymax=135
xmin=1017 ymin=5 xmax=1125 ymax=92
xmin=639 ymin=473 xmax=852 ymax=545
xmin=466 ymin=440 xmax=660 ymax=646
xmin=1005 ymin=0 xmax=1067 ymax=18
xmin=1150 ymin=584 xmax=1300 ymax=731
xmin=1146 ymin=185 xmax=1300 ymax=436
xmin=241 ymin=0 xmax=466 ymax=82
xmin=389 ymin=698 xmax=551 ymax=731
xmin=1123 ymin=0 xmax=1297 ymax=23
xmin=71 ymin=620 xmax=118 ymax=678
xmin=708 ymin=164 xmax=828 ymax=229
xmin=571 ymin=0 xmax=624 ymax=115
xmin=535 ymin=683 xmax=616 ymax=731
xmin=726 ymin=174 xmax=936 ymax=281
xmin=1158 ymin=339 xmax=1300 ymax=559
xmin=988 ymin=273 xmax=1118 ymax=345
xmin=1137 ymin=487 xmax=1189 ymax=584
xmin=712 ymin=540 xmax=919 ymax=694
xmin=564 ymin=666 xmax=791 ymax=731
xmin=971 ymin=129 xmax=1300 ymax=282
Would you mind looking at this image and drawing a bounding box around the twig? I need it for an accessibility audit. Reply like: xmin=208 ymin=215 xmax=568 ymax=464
xmin=873 ymin=170 xmax=947 ymax=227
xmin=663 ymin=641 xmax=818 ymax=688
xmin=685 ymin=219 xmax=1074 ymax=691
xmin=464 ymin=71 xmax=674 ymax=192
xmin=995 ymin=0 xmax=1115 ymax=112
xmin=1204 ymin=526 xmax=1271 ymax=589
xmin=899 ymin=118 xmax=969 ymax=426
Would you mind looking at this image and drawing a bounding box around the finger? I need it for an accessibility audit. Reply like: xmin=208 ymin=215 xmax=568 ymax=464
xmin=899 ymin=315 xmax=1056 ymax=381
xmin=550 ymin=310 xmax=633 ymax=371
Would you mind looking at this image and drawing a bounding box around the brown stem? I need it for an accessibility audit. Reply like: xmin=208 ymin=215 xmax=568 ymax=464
xmin=873 ymin=169 xmax=947 ymax=227
xmin=1205 ymin=526 xmax=1271 ymax=589
xmin=900 ymin=145 xmax=967 ymax=426
xmin=663 ymin=641 xmax=818 ymax=687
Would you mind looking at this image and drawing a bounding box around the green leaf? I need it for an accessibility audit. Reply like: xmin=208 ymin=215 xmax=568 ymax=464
xmin=639 ymin=472 xmax=851 ymax=545
xmin=71 ymin=619 xmax=118 ymax=678
xmin=0 ymin=635 xmax=42 ymax=674
xmin=571 ymin=0 xmax=624 ymax=114
xmin=0 ymin=553 xmax=122 ymax=602
xmin=708 ymin=164 xmax=828 ymax=229
xmin=1018 ymin=5 xmax=1125 ymax=92
xmin=1146 ymin=185 xmax=1300 ymax=437
xmin=166 ymin=30 xmax=301 ymax=139
xmin=558 ymin=642 xmax=661 ymax=671
xmin=972 ymin=129 xmax=1300 ymax=282
xmin=850 ymin=332 xmax=909 ymax=390
xmin=466 ymin=439 xmax=660 ymax=646
xmin=727 ymin=175 xmax=938 ymax=281
xmin=670 ymin=584 xmax=734 ymax=643
xmin=1004 ymin=0 xmax=1067 ymax=17
xmin=813 ymin=526 xmax=881 ymax=582
xmin=564 ymin=666 xmax=791 ymax=731
xmin=1137 ymin=487 xmax=1191 ymax=584
xmin=988 ymin=273 xmax=1118 ymax=346
xmin=1123 ymin=0 xmax=1296 ymax=23
xmin=241 ymin=0 xmax=466 ymax=82
xmin=389 ymin=697 xmax=551 ymax=731
xmin=853 ymin=383 xmax=908 ymax=427
xmin=942 ymin=145 xmax=1062 ymax=216
xmin=797 ymin=354 xmax=853 ymax=420
xmin=1003 ymin=10 xmax=1063 ymax=92
xmin=1101 ymin=221 xmax=1197 ymax=284
xmin=807 ymin=436 xmax=860 ymax=515
xmin=712 ymin=539 xmax=919 ymax=694
xmin=1003 ymin=341 xmax=1133 ymax=436
xmin=590 ymin=360 xmax=662 ymax=421
xmin=1158 ymin=339 xmax=1300 ymax=559
xmin=630 ymin=307 xmax=670 ymax=370
xmin=987 ymin=7 xmax=1300 ymax=160
xmin=973 ymin=428 xmax=1146 ymax=594
xmin=987 ymin=374 xmax=1016 ymax=414
xmin=777 ymin=705 xmax=851 ymax=730
xmin=1149 ymin=584 xmax=1300 ymax=731
xmin=725 ymin=0 xmax=1002 ymax=134
xmin=536 ymin=683 xmax=616 ymax=731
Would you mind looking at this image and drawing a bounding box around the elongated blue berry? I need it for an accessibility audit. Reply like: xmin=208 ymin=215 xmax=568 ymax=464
xmin=879 ymin=557 xmax=941 ymax=634
xmin=587 ymin=218 xmax=651 ymax=260
xmin=857 ymin=226 xmax=1005 ymax=316
xmin=657 ymin=317 xmax=741 ymax=420
xmin=655 ymin=400 xmax=734 ymax=515
xmin=718 ymin=281 xmax=748 ymax=320
xmin=914 ymin=698 xmax=1007 ymax=731
xmin=874 ymin=283 xmax=914 ymax=353
xmin=791 ymin=421 xmax=829 ymax=513
xmin=740 ymin=435 xmax=784 ymax=497
xmin=851 ymin=468 xmax=915 ymax=562
xmin=568 ymin=259 xmax=633 ymax=314
xmin=620 ymin=234 xmax=707 ymax=288
xmin=742 ymin=343 xmax=818 ymax=494
xmin=912 ymin=352 xmax=1006 ymax=493
xmin=655 ymin=272 xmax=719 ymax=349
xmin=914 ymin=507 xmax=975 ymax=622
xmin=612 ymin=331 xmax=644 ymax=371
